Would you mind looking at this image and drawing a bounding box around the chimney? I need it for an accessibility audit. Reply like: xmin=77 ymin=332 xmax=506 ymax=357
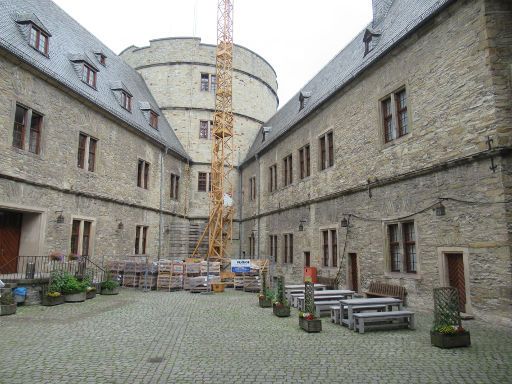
xmin=372 ymin=0 xmax=394 ymax=26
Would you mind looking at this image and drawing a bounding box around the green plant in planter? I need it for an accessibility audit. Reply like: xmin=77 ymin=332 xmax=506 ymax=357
xmin=0 ymin=291 xmax=15 ymax=305
xmin=273 ymin=276 xmax=291 ymax=317
xmin=101 ymin=279 xmax=120 ymax=291
xmin=61 ymin=275 xmax=87 ymax=295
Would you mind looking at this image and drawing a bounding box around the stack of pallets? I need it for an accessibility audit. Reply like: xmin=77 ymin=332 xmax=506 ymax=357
xmin=156 ymin=260 xmax=173 ymax=291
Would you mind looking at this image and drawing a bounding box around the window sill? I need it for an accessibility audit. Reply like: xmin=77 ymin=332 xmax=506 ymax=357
xmin=29 ymin=45 xmax=49 ymax=58
xmin=382 ymin=133 xmax=410 ymax=149
xmin=319 ymin=165 xmax=334 ymax=173
xmin=384 ymin=272 xmax=422 ymax=280
xmin=11 ymin=146 xmax=42 ymax=159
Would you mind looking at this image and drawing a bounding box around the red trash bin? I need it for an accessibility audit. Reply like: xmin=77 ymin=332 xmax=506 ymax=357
xmin=304 ymin=267 xmax=318 ymax=283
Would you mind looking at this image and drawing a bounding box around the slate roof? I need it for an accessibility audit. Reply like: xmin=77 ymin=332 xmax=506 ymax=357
xmin=243 ymin=0 xmax=455 ymax=164
xmin=0 ymin=0 xmax=189 ymax=160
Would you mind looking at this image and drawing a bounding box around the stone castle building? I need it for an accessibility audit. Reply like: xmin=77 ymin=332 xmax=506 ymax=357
xmin=0 ymin=0 xmax=510 ymax=322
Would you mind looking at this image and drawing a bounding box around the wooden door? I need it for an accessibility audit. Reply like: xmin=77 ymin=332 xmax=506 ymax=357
xmin=447 ymin=253 xmax=466 ymax=312
xmin=349 ymin=253 xmax=358 ymax=292
xmin=304 ymin=252 xmax=310 ymax=267
xmin=0 ymin=211 xmax=22 ymax=274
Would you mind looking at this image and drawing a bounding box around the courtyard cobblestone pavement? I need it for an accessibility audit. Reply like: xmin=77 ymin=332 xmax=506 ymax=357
xmin=0 ymin=289 xmax=511 ymax=384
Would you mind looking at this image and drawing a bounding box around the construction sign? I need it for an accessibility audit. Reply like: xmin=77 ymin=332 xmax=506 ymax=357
xmin=231 ymin=259 xmax=251 ymax=273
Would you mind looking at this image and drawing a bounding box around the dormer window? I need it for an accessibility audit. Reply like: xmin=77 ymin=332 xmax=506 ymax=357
xmin=29 ymin=25 xmax=48 ymax=55
xmin=94 ymin=51 xmax=107 ymax=66
xmin=299 ymin=91 xmax=311 ymax=111
xmin=363 ymin=28 xmax=381 ymax=56
xmin=262 ymin=126 xmax=271 ymax=142
xmin=149 ymin=111 xmax=159 ymax=129
xmin=121 ymin=91 xmax=132 ymax=112
xmin=82 ymin=64 xmax=97 ymax=88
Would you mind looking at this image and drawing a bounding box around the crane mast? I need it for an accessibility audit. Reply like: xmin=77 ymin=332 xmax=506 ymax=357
xmin=192 ymin=0 xmax=234 ymax=261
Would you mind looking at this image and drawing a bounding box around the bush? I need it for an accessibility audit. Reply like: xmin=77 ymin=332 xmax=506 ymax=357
xmin=101 ymin=279 xmax=119 ymax=291
xmin=0 ymin=291 xmax=15 ymax=305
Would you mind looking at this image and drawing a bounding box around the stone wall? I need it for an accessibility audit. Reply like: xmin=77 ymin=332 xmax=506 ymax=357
xmin=239 ymin=0 xmax=511 ymax=321
xmin=0 ymin=53 xmax=189 ymax=262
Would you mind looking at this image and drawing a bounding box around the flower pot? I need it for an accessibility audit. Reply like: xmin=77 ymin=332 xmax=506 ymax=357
xmin=258 ymin=297 xmax=272 ymax=308
xmin=42 ymin=295 xmax=65 ymax=306
xmin=86 ymin=290 xmax=96 ymax=300
xmin=273 ymin=304 xmax=291 ymax=317
xmin=212 ymin=283 xmax=225 ymax=293
xmin=64 ymin=292 xmax=86 ymax=303
xmin=100 ymin=287 xmax=120 ymax=295
xmin=430 ymin=331 xmax=471 ymax=349
xmin=0 ymin=304 xmax=17 ymax=316
xmin=299 ymin=316 xmax=322 ymax=333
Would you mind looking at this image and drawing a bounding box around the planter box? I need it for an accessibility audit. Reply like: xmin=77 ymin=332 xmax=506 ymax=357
xmin=64 ymin=292 xmax=86 ymax=303
xmin=42 ymin=295 xmax=65 ymax=306
xmin=0 ymin=304 xmax=17 ymax=316
xmin=431 ymin=331 xmax=471 ymax=349
xmin=299 ymin=316 xmax=322 ymax=333
xmin=259 ymin=297 xmax=272 ymax=308
xmin=273 ymin=304 xmax=291 ymax=317
xmin=86 ymin=290 xmax=97 ymax=300
xmin=100 ymin=287 xmax=120 ymax=295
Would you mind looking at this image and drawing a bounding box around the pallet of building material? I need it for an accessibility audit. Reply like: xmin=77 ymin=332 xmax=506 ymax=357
xmin=124 ymin=260 xmax=144 ymax=274
xmin=186 ymin=276 xmax=207 ymax=292
xmin=200 ymin=261 xmax=220 ymax=275
xmin=243 ymin=275 xmax=261 ymax=292
xmin=221 ymin=272 xmax=235 ymax=288
xmin=170 ymin=275 xmax=184 ymax=290
xmin=106 ymin=260 xmax=124 ymax=275
xmin=185 ymin=263 xmax=201 ymax=275
xmin=234 ymin=276 xmax=245 ymax=290
xmin=138 ymin=274 xmax=157 ymax=290
xmin=171 ymin=261 xmax=184 ymax=275
xmin=157 ymin=259 xmax=173 ymax=274
xmin=122 ymin=273 xmax=139 ymax=288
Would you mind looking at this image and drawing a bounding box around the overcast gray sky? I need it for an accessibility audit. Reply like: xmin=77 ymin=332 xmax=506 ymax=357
xmin=52 ymin=0 xmax=372 ymax=108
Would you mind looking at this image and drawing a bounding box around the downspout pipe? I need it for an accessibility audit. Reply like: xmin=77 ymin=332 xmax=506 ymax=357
xmin=158 ymin=147 xmax=169 ymax=260
xmin=256 ymin=154 xmax=261 ymax=259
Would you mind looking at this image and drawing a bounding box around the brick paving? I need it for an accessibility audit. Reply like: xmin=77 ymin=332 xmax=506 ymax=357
xmin=0 ymin=289 xmax=511 ymax=384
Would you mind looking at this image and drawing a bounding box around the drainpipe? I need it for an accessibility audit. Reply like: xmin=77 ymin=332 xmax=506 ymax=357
xmin=238 ymin=163 xmax=243 ymax=258
xmin=158 ymin=147 xmax=168 ymax=260
xmin=256 ymin=154 xmax=261 ymax=259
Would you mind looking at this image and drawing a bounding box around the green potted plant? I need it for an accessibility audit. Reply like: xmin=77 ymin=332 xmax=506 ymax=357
xmin=61 ymin=272 xmax=87 ymax=302
xmin=42 ymin=270 xmax=66 ymax=306
xmin=430 ymin=287 xmax=470 ymax=348
xmin=100 ymin=274 xmax=120 ymax=295
xmin=0 ymin=291 xmax=17 ymax=316
xmin=299 ymin=282 xmax=322 ymax=332
xmin=273 ymin=276 xmax=291 ymax=317
xmin=258 ymin=271 xmax=272 ymax=307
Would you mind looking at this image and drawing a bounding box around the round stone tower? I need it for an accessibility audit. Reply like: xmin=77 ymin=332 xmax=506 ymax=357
xmin=120 ymin=37 xmax=278 ymax=164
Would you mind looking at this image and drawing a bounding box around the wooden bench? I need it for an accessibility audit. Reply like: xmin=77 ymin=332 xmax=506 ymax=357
xmin=353 ymin=311 xmax=415 ymax=334
xmin=297 ymin=295 xmax=349 ymax=311
xmin=365 ymin=282 xmax=407 ymax=302
xmin=331 ymin=304 xmax=387 ymax=324
xmin=314 ymin=300 xmax=346 ymax=317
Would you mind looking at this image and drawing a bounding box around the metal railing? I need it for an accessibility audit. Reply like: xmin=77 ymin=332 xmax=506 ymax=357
xmin=0 ymin=255 xmax=106 ymax=283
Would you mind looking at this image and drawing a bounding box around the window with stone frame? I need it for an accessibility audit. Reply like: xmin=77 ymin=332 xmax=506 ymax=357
xmin=382 ymin=87 xmax=409 ymax=143
xmin=170 ymin=173 xmax=180 ymax=200
xmin=137 ymin=159 xmax=150 ymax=189
xmin=269 ymin=235 xmax=278 ymax=263
xmin=249 ymin=176 xmax=257 ymax=201
xmin=149 ymin=111 xmax=159 ymax=129
xmin=135 ymin=225 xmax=148 ymax=255
xmin=299 ymin=144 xmax=311 ymax=179
xmin=198 ymin=172 xmax=212 ymax=192
xmin=29 ymin=24 xmax=49 ymax=56
xmin=248 ymin=232 xmax=256 ymax=258
xmin=283 ymin=154 xmax=293 ymax=186
xmin=200 ymin=73 xmax=216 ymax=93
xmin=70 ymin=219 xmax=92 ymax=256
xmin=319 ymin=131 xmax=334 ymax=170
xmin=268 ymin=164 xmax=277 ymax=193
xmin=321 ymin=229 xmax=337 ymax=267
xmin=387 ymin=221 xmax=417 ymax=274
xmin=283 ymin=233 xmax=293 ymax=264
xmin=199 ymin=120 xmax=214 ymax=139
xmin=12 ymin=104 xmax=43 ymax=155
xmin=77 ymin=132 xmax=98 ymax=172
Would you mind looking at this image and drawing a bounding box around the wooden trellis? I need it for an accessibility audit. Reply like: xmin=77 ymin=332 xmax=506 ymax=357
xmin=433 ymin=287 xmax=462 ymax=328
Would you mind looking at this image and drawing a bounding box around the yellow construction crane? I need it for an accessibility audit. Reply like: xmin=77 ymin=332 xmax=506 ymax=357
xmin=192 ymin=0 xmax=234 ymax=262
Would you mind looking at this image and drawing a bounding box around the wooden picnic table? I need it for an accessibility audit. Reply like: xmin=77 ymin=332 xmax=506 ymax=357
xmin=339 ymin=297 xmax=403 ymax=329
xmin=292 ymin=290 xmax=354 ymax=308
